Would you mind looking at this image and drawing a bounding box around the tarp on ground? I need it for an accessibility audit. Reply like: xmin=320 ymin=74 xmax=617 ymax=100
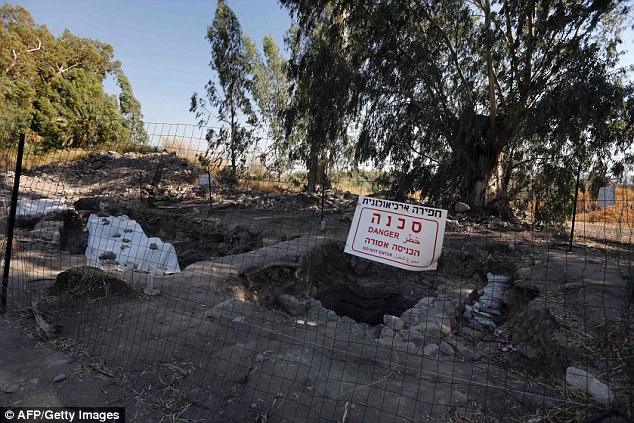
xmin=85 ymin=214 xmax=181 ymax=274
xmin=14 ymin=199 xmax=67 ymax=217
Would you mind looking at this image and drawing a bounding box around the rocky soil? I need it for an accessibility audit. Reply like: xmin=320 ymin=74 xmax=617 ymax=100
xmin=1 ymin=151 xmax=631 ymax=422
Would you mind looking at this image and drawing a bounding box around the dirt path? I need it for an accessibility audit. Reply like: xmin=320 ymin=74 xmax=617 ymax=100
xmin=0 ymin=314 xmax=164 ymax=422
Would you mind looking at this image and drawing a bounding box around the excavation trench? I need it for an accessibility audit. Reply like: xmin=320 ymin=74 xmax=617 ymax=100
xmin=60 ymin=199 xmax=263 ymax=269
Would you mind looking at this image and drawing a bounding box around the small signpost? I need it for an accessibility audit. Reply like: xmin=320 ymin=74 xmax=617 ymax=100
xmin=345 ymin=196 xmax=447 ymax=271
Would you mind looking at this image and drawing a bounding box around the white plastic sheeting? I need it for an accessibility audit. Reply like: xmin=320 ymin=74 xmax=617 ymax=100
xmin=15 ymin=199 xmax=67 ymax=217
xmin=463 ymin=273 xmax=511 ymax=328
xmin=85 ymin=214 xmax=181 ymax=274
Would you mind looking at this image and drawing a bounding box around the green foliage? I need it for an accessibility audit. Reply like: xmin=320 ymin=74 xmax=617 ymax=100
xmin=113 ymin=62 xmax=148 ymax=146
xmin=530 ymin=161 xmax=578 ymax=227
xmin=246 ymin=35 xmax=297 ymax=174
xmin=588 ymin=167 xmax=612 ymax=199
xmin=0 ymin=4 xmax=147 ymax=150
xmin=281 ymin=0 xmax=634 ymax=223
xmin=283 ymin=8 xmax=361 ymax=192
xmin=190 ymin=0 xmax=258 ymax=181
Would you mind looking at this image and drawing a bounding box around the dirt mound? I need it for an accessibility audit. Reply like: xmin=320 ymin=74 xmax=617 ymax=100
xmin=49 ymin=266 xmax=137 ymax=301
xmin=31 ymin=150 xmax=199 ymax=185
xmin=25 ymin=151 xmax=203 ymax=201
xmin=507 ymin=300 xmax=570 ymax=376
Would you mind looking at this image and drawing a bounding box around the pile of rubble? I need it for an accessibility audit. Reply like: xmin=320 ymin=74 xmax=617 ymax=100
xmin=374 ymin=278 xmax=482 ymax=360
xmin=25 ymin=150 xmax=360 ymax=213
xmin=26 ymin=151 xmax=200 ymax=198
xmin=202 ymin=188 xmax=357 ymax=213
xmin=142 ymin=183 xmax=205 ymax=203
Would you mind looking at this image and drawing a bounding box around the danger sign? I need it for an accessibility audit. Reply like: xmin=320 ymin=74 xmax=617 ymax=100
xmin=344 ymin=196 xmax=447 ymax=271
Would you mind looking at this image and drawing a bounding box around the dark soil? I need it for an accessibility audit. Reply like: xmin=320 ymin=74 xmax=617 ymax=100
xmin=316 ymin=285 xmax=416 ymax=325
xmin=49 ymin=267 xmax=137 ymax=300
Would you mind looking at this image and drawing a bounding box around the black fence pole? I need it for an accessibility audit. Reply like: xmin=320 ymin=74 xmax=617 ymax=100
xmin=207 ymin=168 xmax=213 ymax=207
xmin=569 ymin=163 xmax=581 ymax=253
xmin=1 ymin=133 xmax=25 ymax=313
xmin=320 ymin=169 xmax=326 ymax=230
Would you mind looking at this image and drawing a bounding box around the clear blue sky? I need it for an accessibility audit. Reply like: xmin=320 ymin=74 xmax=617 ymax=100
xmin=7 ymin=1 xmax=634 ymax=128
xmin=10 ymin=0 xmax=292 ymax=126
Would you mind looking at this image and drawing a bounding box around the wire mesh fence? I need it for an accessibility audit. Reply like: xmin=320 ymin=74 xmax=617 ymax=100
xmin=0 ymin=123 xmax=632 ymax=423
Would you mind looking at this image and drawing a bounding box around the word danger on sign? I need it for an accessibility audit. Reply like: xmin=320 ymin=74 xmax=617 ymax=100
xmin=345 ymin=196 xmax=447 ymax=271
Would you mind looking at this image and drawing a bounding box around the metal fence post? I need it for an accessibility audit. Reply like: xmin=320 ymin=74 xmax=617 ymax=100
xmin=1 ymin=133 xmax=25 ymax=313
xmin=320 ymin=168 xmax=326 ymax=230
xmin=568 ymin=163 xmax=581 ymax=253
xmin=208 ymin=168 xmax=213 ymax=207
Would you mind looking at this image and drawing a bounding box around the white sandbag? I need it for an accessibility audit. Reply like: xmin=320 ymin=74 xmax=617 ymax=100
xmin=486 ymin=273 xmax=511 ymax=283
xmin=14 ymin=199 xmax=67 ymax=217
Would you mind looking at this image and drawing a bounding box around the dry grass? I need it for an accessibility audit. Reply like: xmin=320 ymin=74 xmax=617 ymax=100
xmin=160 ymin=137 xmax=201 ymax=164
xmin=332 ymin=178 xmax=375 ymax=196
xmin=157 ymin=396 xmax=193 ymax=423
xmin=1 ymin=148 xmax=91 ymax=170
xmin=238 ymin=178 xmax=293 ymax=193
xmin=542 ymin=398 xmax=604 ymax=423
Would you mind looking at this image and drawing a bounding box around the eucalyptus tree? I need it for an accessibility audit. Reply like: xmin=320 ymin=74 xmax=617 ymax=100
xmin=0 ymin=4 xmax=147 ymax=149
xmin=281 ymin=0 xmax=633 ymax=218
xmin=113 ymin=63 xmax=148 ymax=145
xmin=191 ymin=0 xmax=258 ymax=181
xmin=246 ymin=35 xmax=296 ymax=174
xmin=283 ymin=7 xmax=361 ymax=193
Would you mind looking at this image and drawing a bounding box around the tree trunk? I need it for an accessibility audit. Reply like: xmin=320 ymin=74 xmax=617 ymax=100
xmin=230 ymin=96 xmax=237 ymax=183
xmin=306 ymin=140 xmax=330 ymax=193
xmin=458 ymin=113 xmax=510 ymax=215
xmin=307 ymin=147 xmax=320 ymax=193
xmin=469 ymin=0 xmax=515 ymax=217
xmin=461 ymin=144 xmax=515 ymax=217
xmin=464 ymin=152 xmax=494 ymax=211
xmin=307 ymin=148 xmax=326 ymax=193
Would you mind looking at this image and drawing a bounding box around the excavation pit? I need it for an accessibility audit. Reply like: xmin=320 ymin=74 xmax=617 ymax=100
xmin=315 ymin=285 xmax=416 ymax=325
xmin=60 ymin=199 xmax=264 ymax=268
xmin=234 ymin=242 xmax=435 ymax=326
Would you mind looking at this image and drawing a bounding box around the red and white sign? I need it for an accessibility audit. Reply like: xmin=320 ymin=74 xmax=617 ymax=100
xmin=345 ymin=196 xmax=447 ymax=271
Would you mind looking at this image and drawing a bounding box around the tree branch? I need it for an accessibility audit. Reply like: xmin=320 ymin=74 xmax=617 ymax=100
xmin=5 ymin=38 xmax=42 ymax=75
xmin=504 ymin=1 xmax=520 ymax=93
xmin=418 ymin=6 xmax=475 ymax=105
xmin=494 ymin=70 xmax=508 ymax=108
xmin=56 ymin=62 xmax=81 ymax=76
xmin=27 ymin=38 xmax=42 ymax=52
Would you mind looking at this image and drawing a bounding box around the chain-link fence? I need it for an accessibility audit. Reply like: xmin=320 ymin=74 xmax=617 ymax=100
xmin=1 ymin=123 xmax=632 ymax=422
